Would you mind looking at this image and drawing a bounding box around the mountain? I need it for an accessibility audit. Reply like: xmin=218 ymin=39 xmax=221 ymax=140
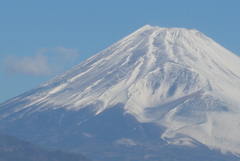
xmin=1 ymin=25 xmax=240 ymax=160
xmin=0 ymin=133 xmax=91 ymax=161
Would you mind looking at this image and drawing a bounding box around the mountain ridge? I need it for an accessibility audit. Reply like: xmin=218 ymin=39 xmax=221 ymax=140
xmin=0 ymin=133 xmax=91 ymax=161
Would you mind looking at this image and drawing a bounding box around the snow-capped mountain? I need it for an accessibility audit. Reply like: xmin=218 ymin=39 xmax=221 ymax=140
xmin=1 ymin=25 xmax=240 ymax=160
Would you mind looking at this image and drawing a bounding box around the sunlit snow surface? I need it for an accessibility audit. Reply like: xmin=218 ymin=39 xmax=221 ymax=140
xmin=1 ymin=25 xmax=240 ymax=154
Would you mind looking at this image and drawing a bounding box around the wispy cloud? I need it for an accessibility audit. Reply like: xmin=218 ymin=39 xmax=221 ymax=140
xmin=3 ymin=54 xmax=50 ymax=76
xmin=2 ymin=47 xmax=79 ymax=76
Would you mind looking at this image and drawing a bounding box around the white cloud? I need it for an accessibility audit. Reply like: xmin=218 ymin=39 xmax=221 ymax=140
xmin=3 ymin=54 xmax=51 ymax=76
xmin=2 ymin=47 xmax=79 ymax=76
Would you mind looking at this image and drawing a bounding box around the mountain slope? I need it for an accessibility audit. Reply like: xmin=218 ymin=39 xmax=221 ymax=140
xmin=1 ymin=25 xmax=240 ymax=160
xmin=0 ymin=134 xmax=91 ymax=161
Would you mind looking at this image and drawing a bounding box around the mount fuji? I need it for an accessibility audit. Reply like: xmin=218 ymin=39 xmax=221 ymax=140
xmin=1 ymin=25 xmax=240 ymax=160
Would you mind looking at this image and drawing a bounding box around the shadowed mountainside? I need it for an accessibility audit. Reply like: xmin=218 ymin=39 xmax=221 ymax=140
xmin=0 ymin=134 xmax=91 ymax=161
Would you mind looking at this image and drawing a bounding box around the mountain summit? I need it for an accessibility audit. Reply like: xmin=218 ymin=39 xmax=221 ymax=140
xmin=1 ymin=25 xmax=240 ymax=160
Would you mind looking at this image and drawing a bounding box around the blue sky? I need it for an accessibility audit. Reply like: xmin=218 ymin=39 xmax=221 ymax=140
xmin=1 ymin=0 xmax=240 ymax=103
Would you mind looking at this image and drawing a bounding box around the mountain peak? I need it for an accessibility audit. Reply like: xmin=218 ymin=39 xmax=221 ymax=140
xmin=129 ymin=25 xmax=209 ymax=49
xmin=1 ymin=26 xmax=240 ymax=158
xmin=138 ymin=24 xmax=200 ymax=33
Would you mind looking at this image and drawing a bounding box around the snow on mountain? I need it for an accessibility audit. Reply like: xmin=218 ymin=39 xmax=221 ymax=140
xmin=1 ymin=25 xmax=240 ymax=156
